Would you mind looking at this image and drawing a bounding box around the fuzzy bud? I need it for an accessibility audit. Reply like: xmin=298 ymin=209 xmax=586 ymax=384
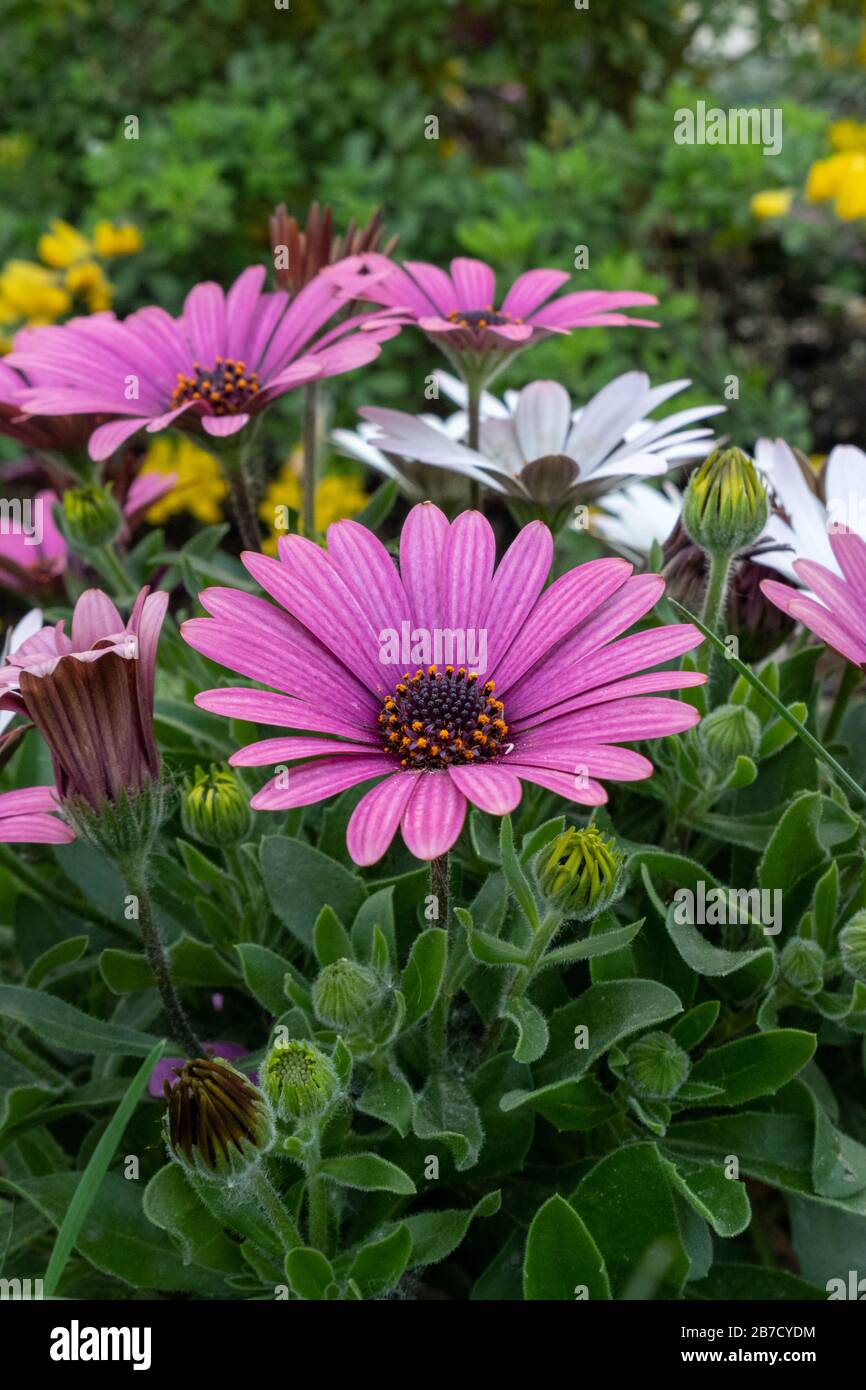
xmin=262 ymin=1039 xmax=340 ymax=1122
xmin=536 ymin=824 xmax=625 ymax=920
xmin=163 ymin=1056 xmax=273 ymax=1182
xmin=699 ymin=702 xmax=761 ymax=767
xmin=624 ymin=1031 xmax=691 ymax=1100
xmin=839 ymin=912 xmax=866 ymax=984
xmin=62 ymin=484 xmax=122 ymax=549
xmin=682 ymin=447 xmax=768 ymax=556
xmin=780 ymin=937 xmax=825 ymax=995
xmin=181 ymin=764 xmax=252 ymax=848
xmin=312 ymin=958 xmax=380 ymax=1030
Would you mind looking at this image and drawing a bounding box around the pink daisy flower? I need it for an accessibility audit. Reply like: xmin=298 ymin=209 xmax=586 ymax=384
xmin=333 ymin=254 xmax=658 ymax=385
xmin=0 ymin=786 xmax=74 ymax=843
xmin=0 ymin=347 xmax=101 ymax=454
xmin=181 ymin=503 xmax=704 ymax=865
xmin=8 ymin=265 xmax=403 ymax=463
xmin=761 ymin=528 xmax=866 ymax=668
xmin=0 ymin=585 xmax=167 ymax=809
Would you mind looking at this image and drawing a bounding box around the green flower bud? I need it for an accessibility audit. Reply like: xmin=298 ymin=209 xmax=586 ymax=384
xmin=624 ymin=1031 xmax=691 ymax=1100
xmin=312 ymin=958 xmax=380 ymax=1030
xmin=181 ymin=764 xmax=252 ymax=847
xmin=62 ymin=484 xmax=122 ymax=548
xmin=163 ymin=1056 xmax=273 ymax=1182
xmin=780 ymin=937 xmax=825 ymax=995
xmin=263 ymin=1039 xmax=339 ymax=1122
xmin=839 ymin=912 xmax=866 ymax=983
xmin=536 ymin=824 xmax=625 ymax=920
xmin=699 ymin=702 xmax=761 ymax=767
xmin=682 ymin=447 xmax=768 ymax=555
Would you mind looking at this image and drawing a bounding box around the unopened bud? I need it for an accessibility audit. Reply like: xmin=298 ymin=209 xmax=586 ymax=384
xmin=699 ymin=702 xmax=761 ymax=767
xmin=780 ymin=938 xmax=825 ymax=995
xmin=312 ymin=958 xmax=380 ymax=1030
xmin=624 ymin=1031 xmax=691 ymax=1100
xmin=682 ymin=446 xmax=768 ymax=555
xmin=839 ymin=912 xmax=866 ymax=984
xmin=181 ymin=764 xmax=251 ymax=847
xmin=262 ymin=1039 xmax=340 ymax=1122
xmin=536 ymin=824 xmax=624 ymax=920
xmin=63 ymin=484 xmax=122 ymax=548
xmin=163 ymin=1056 xmax=273 ymax=1182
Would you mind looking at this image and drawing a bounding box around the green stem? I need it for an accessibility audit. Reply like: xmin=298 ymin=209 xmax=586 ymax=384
xmin=90 ymin=544 xmax=136 ymax=603
xmin=307 ymin=1172 xmax=330 ymax=1254
xmin=427 ymin=854 xmax=452 ymax=1067
xmin=483 ymin=907 xmax=562 ymax=1060
xmin=823 ymin=661 xmax=859 ymax=745
xmin=671 ymin=598 xmax=866 ymax=807
xmin=227 ymin=449 xmax=262 ymax=551
xmin=248 ymin=1165 xmax=302 ymax=1253
xmin=696 ymin=549 xmax=732 ymax=678
xmin=123 ymin=858 xmax=202 ymax=1056
xmin=0 ymin=845 xmax=137 ymax=942
xmin=302 ymin=380 xmax=318 ymax=539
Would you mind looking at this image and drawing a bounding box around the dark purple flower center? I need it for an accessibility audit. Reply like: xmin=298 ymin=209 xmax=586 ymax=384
xmin=378 ymin=665 xmax=509 ymax=769
xmin=171 ymin=357 xmax=261 ymax=416
xmin=445 ymin=307 xmax=521 ymax=330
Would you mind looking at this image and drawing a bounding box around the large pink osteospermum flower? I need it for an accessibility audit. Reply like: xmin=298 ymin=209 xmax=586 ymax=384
xmin=8 ymin=265 xmax=402 ymax=463
xmin=333 ymin=254 xmax=658 ymax=383
xmin=0 ymin=586 xmax=167 ymax=808
xmin=0 ymin=786 xmax=74 ymax=843
xmin=761 ymin=528 xmax=866 ymax=667
xmin=181 ymin=504 xmax=704 ymax=865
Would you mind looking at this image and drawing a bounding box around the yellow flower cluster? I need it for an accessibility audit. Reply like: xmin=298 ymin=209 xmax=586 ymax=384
xmin=141 ymin=436 xmax=229 ymax=526
xmin=805 ymin=120 xmax=866 ymax=221
xmin=258 ymin=451 xmax=368 ymax=552
xmin=0 ymin=218 xmax=142 ymax=338
xmin=749 ymin=189 xmax=793 ymax=221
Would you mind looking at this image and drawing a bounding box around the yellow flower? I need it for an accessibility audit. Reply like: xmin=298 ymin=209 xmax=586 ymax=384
xmin=750 ymin=189 xmax=793 ymax=220
xmin=835 ymin=161 xmax=866 ymax=220
xmin=829 ymin=119 xmax=866 ymax=152
xmin=93 ymin=221 xmax=143 ymax=258
xmin=37 ymin=219 xmax=93 ymax=269
xmin=65 ymin=260 xmax=114 ymax=311
xmin=0 ymin=260 xmax=71 ymax=324
xmin=258 ymin=455 xmax=368 ymax=553
xmin=141 ymin=435 xmax=229 ymax=525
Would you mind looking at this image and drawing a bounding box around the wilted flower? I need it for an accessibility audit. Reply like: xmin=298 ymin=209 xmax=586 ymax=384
xmin=269 ymin=202 xmax=397 ymax=296
xmin=0 ymin=585 xmax=167 ymax=810
xmin=148 ymin=1040 xmax=251 ymax=1099
xmin=9 ymin=264 xmax=403 ymax=461
xmin=182 ymin=503 xmax=704 ymax=864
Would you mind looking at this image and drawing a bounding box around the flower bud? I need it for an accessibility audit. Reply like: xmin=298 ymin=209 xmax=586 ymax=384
xmin=262 ymin=1039 xmax=340 ymax=1122
xmin=699 ymin=702 xmax=761 ymax=767
xmin=624 ymin=1031 xmax=691 ymax=1100
xmin=181 ymin=764 xmax=252 ymax=847
xmin=312 ymin=958 xmax=380 ymax=1030
xmin=536 ymin=824 xmax=625 ymax=920
xmin=163 ymin=1056 xmax=273 ymax=1182
xmin=839 ymin=912 xmax=866 ymax=983
xmin=62 ymin=484 xmax=122 ymax=548
xmin=682 ymin=447 xmax=768 ymax=555
xmin=780 ymin=937 xmax=825 ymax=995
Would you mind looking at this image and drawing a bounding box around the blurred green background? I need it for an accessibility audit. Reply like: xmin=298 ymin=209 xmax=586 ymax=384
xmin=2 ymin=0 xmax=866 ymax=455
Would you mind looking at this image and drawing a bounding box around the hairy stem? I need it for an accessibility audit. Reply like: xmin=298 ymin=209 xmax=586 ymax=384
xmin=228 ymin=455 xmax=263 ymax=551
xmin=427 ymin=854 xmax=452 ymax=1066
xmin=248 ymin=1165 xmax=302 ymax=1253
xmin=123 ymin=859 xmax=202 ymax=1056
xmin=823 ymin=660 xmax=859 ymax=745
xmin=697 ymin=549 xmax=732 ymax=685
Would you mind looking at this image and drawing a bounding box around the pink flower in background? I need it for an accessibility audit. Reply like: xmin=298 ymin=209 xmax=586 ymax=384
xmin=8 ymin=264 xmax=403 ymax=462
xmin=761 ymin=528 xmax=866 ymax=668
xmin=332 ymin=254 xmax=658 ymax=383
xmin=182 ymin=502 xmax=704 ymax=865
xmin=0 ymin=786 xmax=74 ymax=843
xmin=0 ymin=488 xmax=67 ymax=593
xmin=0 ymin=350 xmax=102 ymax=454
xmin=0 ymin=585 xmax=167 ymax=808
xmin=148 ymin=1040 xmax=251 ymax=1098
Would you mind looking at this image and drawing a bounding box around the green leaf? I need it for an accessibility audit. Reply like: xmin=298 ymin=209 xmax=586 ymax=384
xmin=413 ymin=1074 xmax=484 ymax=1171
xmin=640 ymin=864 xmax=776 ymax=994
xmin=0 ymin=984 xmax=160 ymax=1056
xmin=400 ymin=928 xmax=447 ymax=1027
xmin=403 ymin=1190 xmax=501 ymax=1267
xmin=690 ymin=1030 xmax=816 ymax=1106
xmin=285 ymin=1246 xmax=335 ymax=1300
xmin=235 ymin=943 xmax=291 ymax=1015
xmin=572 ymin=1142 xmax=689 ymax=1299
xmin=503 ymin=996 xmax=549 ymax=1064
xmin=669 ymin=1000 xmax=720 ymax=1051
xmin=99 ymin=948 xmax=154 ymax=994
xmin=357 ymin=1068 xmax=414 ymax=1137
xmin=661 ymin=1153 xmax=751 ymax=1237
xmin=523 ymin=1193 xmax=610 ymax=1301
xmin=313 ymin=905 xmax=354 ymax=966
xmin=319 ymin=1154 xmax=415 ymax=1195
xmin=690 ymin=1263 xmax=825 ymax=1301
xmin=143 ymin=1164 xmax=245 ymax=1274
xmin=260 ymin=836 xmax=366 ymax=947
xmin=540 ymin=918 xmax=644 ymax=972
xmin=467 ymin=925 xmax=528 ymax=967
xmin=499 ymin=814 xmax=539 ymax=931
xmin=354 ymin=478 xmax=398 ymax=533
xmin=42 ymin=1038 xmax=165 ymax=1297
xmin=348 ymin=1223 xmax=412 ymax=1298
xmin=24 ymin=936 xmax=88 ymax=989
xmin=759 ymin=791 xmax=858 ymax=895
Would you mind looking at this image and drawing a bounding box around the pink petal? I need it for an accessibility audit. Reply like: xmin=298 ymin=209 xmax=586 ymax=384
xmin=89 ymin=417 xmax=149 ymax=461
xmin=450 ymin=258 xmax=496 ymax=311
xmin=250 ymin=754 xmax=389 ymax=811
xmin=506 ymin=762 xmax=608 ymax=806
xmin=401 ymin=772 xmax=466 ymax=859
xmin=194 ymin=687 xmax=376 ymax=741
xmin=201 ymin=414 xmax=250 ymax=437
xmin=447 ymin=763 xmax=522 ymax=814
xmin=402 ymin=261 xmax=460 ymax=316
xmin=71 ymin=589 xmax=124 ymax=651
xmin=230 ymin=735 xmax=376 ymax=767
xmin=182 ymin=281 xmax=226 ymax=363
xmin=501 ymin=269 xmax=571 ymax=318
xmin=442 ymin=510 xmax=496 ymax=639
xmin=347 ymin=771 xmax=419 ymax=865
xmin=400 ymin=502 xmax=450 ymax=633
xmin=482 ymin=521 xmax=553 ymax=674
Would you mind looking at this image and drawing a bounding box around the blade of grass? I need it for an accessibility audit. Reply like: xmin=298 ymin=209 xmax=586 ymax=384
xmin=43 ymin=1037 xmax=165 ymax=1298
xmin=670 ymin=598 xmax=866 ymax=806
